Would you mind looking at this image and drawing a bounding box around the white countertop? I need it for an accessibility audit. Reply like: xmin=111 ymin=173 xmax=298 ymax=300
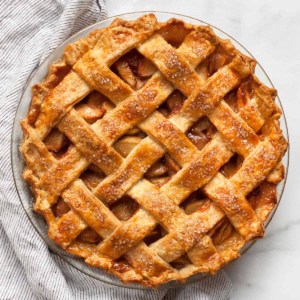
xmin=106 ymin=1 xmax=300 ymax=299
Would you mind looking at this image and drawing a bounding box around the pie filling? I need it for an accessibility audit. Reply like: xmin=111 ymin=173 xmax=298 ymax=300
xmin=20 ymin=14 xmax=287 ymax=287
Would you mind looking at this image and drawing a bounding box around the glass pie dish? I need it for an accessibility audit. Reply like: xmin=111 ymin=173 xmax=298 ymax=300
xmin=11 ymin=11 xmax=289 ymax=289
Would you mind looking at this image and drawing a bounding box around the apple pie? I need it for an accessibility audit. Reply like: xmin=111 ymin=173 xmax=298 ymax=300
xmin=20 ymin=14 xmax=288 ymax=287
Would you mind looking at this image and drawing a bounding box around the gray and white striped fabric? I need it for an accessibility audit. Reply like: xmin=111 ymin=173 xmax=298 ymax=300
xmin=0 ymin=1 xmax=232 ymax=299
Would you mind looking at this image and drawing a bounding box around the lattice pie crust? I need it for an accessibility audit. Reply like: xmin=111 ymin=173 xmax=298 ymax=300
xmin=20 ymin=14 xmax=288 ymax=287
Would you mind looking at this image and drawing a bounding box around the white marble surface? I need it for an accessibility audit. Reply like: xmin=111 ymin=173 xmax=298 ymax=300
xmin=106 ymin=1 xmax=300 ymax=299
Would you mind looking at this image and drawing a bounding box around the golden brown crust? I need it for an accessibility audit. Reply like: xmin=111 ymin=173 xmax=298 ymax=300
xmin=20 ymin=14 xmax=287 ymax=287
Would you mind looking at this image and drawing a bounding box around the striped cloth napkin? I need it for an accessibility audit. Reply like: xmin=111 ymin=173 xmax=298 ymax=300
xmin=0 ymin=0 xmax=232 ymax=299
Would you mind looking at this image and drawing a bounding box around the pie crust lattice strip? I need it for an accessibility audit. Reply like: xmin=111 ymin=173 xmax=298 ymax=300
xmin=20 ymin=14 xmax=288 ymax=287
